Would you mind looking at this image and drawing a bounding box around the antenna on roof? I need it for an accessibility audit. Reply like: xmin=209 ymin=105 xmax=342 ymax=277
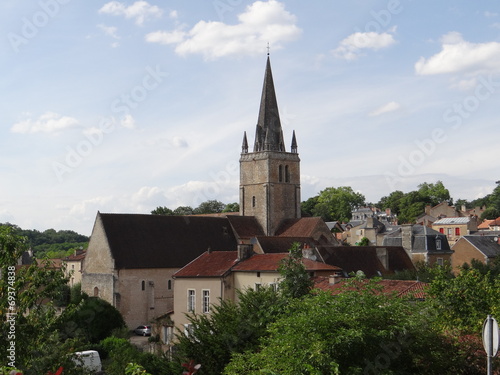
xmin=267 ymin=42 xmax=270 ymax=56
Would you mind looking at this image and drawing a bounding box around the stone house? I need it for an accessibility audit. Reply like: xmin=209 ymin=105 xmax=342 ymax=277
xmin=432 ymin=216 xmax=478 ymax=247
xmin=63 ymin=249 xmax=86 ymax=287
xmin=451 ymin=235 xmax=500 ymax=269
xmin=170 ymin=245 xmax=341 ymax=338
xmin=382 ymin=224 xmax=453 ymax=265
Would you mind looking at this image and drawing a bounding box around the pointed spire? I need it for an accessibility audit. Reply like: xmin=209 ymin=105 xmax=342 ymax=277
xmin=241 ymin=131 xmax=248 ymax=153
xmin=253 ymin=56 xmax=285 ymax=152
xmin=291 ymin=130 xmax=298 ymax=153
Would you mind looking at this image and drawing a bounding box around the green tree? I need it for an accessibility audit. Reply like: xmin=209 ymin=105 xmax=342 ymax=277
xmin=376 ymin=190 xmax=405 ymax=215
xmin=222 ymin=202 xmax=239 ymax=213
xmin=301 ymin=196 xmax=319 ymax=217
xmin=175 ymin=287 xmax=286 ymax=375
xmin=173 ymin=206 xmax=194 ymax=215
xmin=225 ymin=279 xmax=461 ymax=375
xmin=0 ymin=226 xmax=90 ymax=374
xmin=397 ymin=190 xmax=430 ymax=223
xmin=417 ymin=181 xmax=452 ymax=205
xmin=278 ymin=242 xmax=313 ymax=299
xmin=59 ymin=297 xmax=125 ymax=343
xmin=151 ymin=206 xmax=174 ymax=215
xmin=310 ymin=186 xmax=365 ymax=222
xmin=194 ymin=200 xmax=226 ymax=214
xmin=426 ymin=266 xmax=500 ymax=333
xmin=356 ymin=237 xmax=370 ymax=246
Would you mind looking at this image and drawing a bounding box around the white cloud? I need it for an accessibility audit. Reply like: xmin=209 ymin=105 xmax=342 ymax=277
xmin=120 ymin=114 xmax=136 ymax=129
xmin=98 ymin=24 xmax=120 ymax=39
xmin=11 ymin=112 xmax=79 ymax=134
xmin=99 ymin=1 xmax=162 ymax=26
xmin=369 ymin=101 xmax=401 ymax=117
xmin=333 ymin=30 xmax=396 ymax=60
xmin=145 ymin=0 xmax=301 ymax=59
xmin=415 ymin=32 xmax=500 ymax=75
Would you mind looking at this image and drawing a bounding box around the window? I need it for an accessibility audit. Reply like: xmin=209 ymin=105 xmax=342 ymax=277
xmin=437 ymin=258 xmax=444 ymax=266
xmin=455 ymin=227 xmax=460 ymax=236
xmin=254 ymin=283 xmax=261 ymax=291
xmin=279 ymin=165 xmax=283 ymax=182
xmin=439 ymin=228 xmax=444 ymax=234
xmin=447 ymin=228 xmax=452 ymax=238
xmin=167 ymin=279 xmax=172 ymax=290
xmin=187 ymin=289 xmax=195 ymax=312
xmin=184 ymin=324 xmax=194 ymax=338
xmin=252 ymin=196 xmax=256 ymax=207
xmin=256 ymin=272 xmax=261 ymax=278
xmin=93 ymin=287 xmax=99 ymax=297
xmin=285 ymin=165 xmax=290 ymax=182
xmin=141 ymin=280 xmax=145 ymax=291
xmin=436 ymin=238 xmax=442 ymax=250
xmin=202 ymin=290 xmax=210 ymax=313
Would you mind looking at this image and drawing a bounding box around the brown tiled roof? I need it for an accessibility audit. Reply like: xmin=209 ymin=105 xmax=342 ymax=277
xmin=232 ymin=253 xmax=341 ymax=272
xmin=98 ymin=213 xmax=238 ymax=269
xmin=255 ymin=236 xmax=316 ymax=253
xmin=64 ymin=250 xmax=86 ymax=262
xmin=317 ymin=246 xmax=415 ymax=278
xmin=313 ymin=277 xmax=427 ymax=299
xmin=173 ymin=251 xmax=239 ymax=278
xmin=227 ymin=215 xmax=264 ymax=239
xmin=275 ymin=217 xmax=325 ymax=237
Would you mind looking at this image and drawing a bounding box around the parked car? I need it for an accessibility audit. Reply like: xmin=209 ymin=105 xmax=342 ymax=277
xmin=134 ymin=325 xmax=151 ymax=336
xmin=72 ymin=350 xmax=102 ymax=372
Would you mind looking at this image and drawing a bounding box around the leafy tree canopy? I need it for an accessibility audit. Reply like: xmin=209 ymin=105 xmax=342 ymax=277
xmin=302 ymin=186 xmax=365 ymax=222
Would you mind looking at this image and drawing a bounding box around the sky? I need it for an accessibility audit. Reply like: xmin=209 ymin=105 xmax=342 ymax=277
xmin=1 ymin=0 xmax=500 ymax=236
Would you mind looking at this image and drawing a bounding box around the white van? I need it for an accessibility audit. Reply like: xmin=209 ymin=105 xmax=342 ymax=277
xmin=72 ymin=350 xmax=102 ymax=372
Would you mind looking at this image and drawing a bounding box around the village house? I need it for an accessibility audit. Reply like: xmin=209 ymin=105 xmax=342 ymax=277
xmin=431 ymin=216 xmax=478 ymax=247
xmin=451 ymin=235 xmax=500 ymax=269
xmin=62 ymin=249 xmax=86 ymax=287
xmin=382 ymin=224 xmax=453 ymax=265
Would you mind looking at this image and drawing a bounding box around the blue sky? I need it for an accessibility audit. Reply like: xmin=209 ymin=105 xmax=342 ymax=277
xmin=1 ymin=0 xmax=500 ymax=235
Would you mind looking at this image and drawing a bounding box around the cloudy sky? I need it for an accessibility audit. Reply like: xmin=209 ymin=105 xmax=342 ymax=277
xmin=2 ymin=0 xmax=500 ymax=235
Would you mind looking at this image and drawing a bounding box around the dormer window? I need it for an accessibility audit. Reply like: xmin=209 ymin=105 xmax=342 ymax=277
xmin=436 ymin=237 xmax=442 ymax=250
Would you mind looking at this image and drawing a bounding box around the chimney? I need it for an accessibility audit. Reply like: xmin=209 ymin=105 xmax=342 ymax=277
xmin=329 ymin=271 xmax=343 ymax=285
xmin=376 ymin=247 xmax=388 ymax=270
xmin=366 ymin=217 xmax=374 ymax=228
xmin=237 ymin=244 xmax=253 ymax=261
xmin=401 ymin=224 xmax=413 ymax=254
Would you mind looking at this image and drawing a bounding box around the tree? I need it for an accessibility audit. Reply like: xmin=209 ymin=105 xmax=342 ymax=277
xmin=58 ymin=296 xmax=126 ymax=343
xmin=151 ymin=206 xmax=174 ymax=215
xmin=193 ymin=200 xmax=226 ymax=214
xmin=224 ymin=279 xmax=462 ymax=375
xmin=356 ymin=237 xmax=370 ymax=246
xmin=417 ymin=181 xmax=452 ymax=205
xmin=278 ymin=242 xmax=314 ymax=299
xmin=0 ymin=226 xmax=89 ymax=374
xmin=397 ymin=190 xmax=429 ymax=223
xmin=222 ymin=202 xmax=239 ymax=213
xmin=301 ymin=196 xmax=319 ymax=217
xmin=376 ymin=190 xmax=405 ymax=215
xmin=175 ymin=287 xmax=286 ymax=375
xmin=309 ymin=186 xmax=365 ymax=222
xmin=173 ymin=206 xmax=194 ymax=215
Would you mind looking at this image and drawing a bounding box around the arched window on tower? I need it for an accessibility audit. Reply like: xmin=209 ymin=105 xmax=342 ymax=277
xmin=279 ymin=165 xmax=283 ymax=182
xmin=252 ymin=196 xmax=256 ymax=207
xmin=285 ymin=165 xmax=290 ymax=183
xmin=93 ymin=287 xmax=99 ymax=297
xmin=141 ymin=280 xmax=145 ymax=291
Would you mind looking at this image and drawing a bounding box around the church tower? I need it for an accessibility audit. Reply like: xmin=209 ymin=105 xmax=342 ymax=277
xmin=240 ymin=56 xmax=301 ymax=236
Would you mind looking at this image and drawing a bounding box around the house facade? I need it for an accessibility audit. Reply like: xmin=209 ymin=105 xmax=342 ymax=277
xmin=62 ymin=249 xmax=86 ymax=287
xmin=451 ymin=235 xmax=500 ymax=269
xmin=432 ymin=216 xmax=478 ymax=247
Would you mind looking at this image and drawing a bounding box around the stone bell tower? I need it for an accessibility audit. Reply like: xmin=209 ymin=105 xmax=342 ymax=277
xmin=240 ymin=56 xmax=301 ymax=236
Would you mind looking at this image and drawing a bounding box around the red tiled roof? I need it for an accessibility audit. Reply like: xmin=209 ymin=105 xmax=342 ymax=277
xmin=313 ymin=277 xmax=427 ymax=299
xmin=173 ymin=251 xmax=239 ymax=278
xmin=227 ymin=215 xmax=265 ymax=239
xmin=64 ymin=251 xmax=86 ymax=262
xmin=232 ymin=253 xmax=341 ymax=272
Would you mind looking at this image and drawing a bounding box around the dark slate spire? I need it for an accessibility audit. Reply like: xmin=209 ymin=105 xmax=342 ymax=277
xmin=242 ymin=131 xmax=248 ymax=153
xmin=253 ymin=56 xmax=285 ymax=152
xmin=291 ymin=130 xmax=297 ymax=153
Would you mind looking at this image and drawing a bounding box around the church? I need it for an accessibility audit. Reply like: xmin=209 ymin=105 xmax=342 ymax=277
xmin=82 ymin=56 xmax=408 ymax=330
